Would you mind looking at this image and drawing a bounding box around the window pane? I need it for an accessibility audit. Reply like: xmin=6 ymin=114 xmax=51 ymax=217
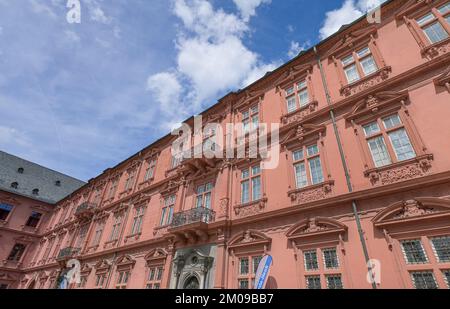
xmin=242 ymin=111 xmax=249 ymax=120
xmin=304 ymin=250 xmax=319 ymax=271
xmin=204 ymin=192 xmax=211 ymax=209
xmin=160 ymin=208 xmax=167 ymax=226
xmin=446 ymin=15 xmax=450 ymax=25
xmin=443 ymin=270 xmax=450 ymax=288
xmin=239 ymin=258 xmax=249 ymax=275
xmin=241 ymin=180 xmax=250 ymax=204
xmin=286 ymin=87 xmax=294 ymax=96
xmin=298 ymin=89 xmax=310 ymax=107
xmin=411 ymin=272 xmax=438 ymax=289
xmin=252 ymin=256 xmax=262 ymax=274
xmin=195 ymin=195 xmax=203 ymax=208
xmin=293 ymin=150 xmax=304 ymax=161
xmin=401 ymin=240 xmax=428 ymax=264
xmin=356 ymin=47 xmax=370 ymax=58
xmin=287 ymin=96 xmax=297 ymax=113
xmin=242 ymin=169 xmax=250 ymax=179
xmin=438 ymin=3 xmax=450 ymax=15
xmin=367 ymin=136 xmax=392 ymax=167
xmin=326 ymin=275 xmax=343 ymax=289
xmin=307 ymin=145 xmax=319 ymax=157
xmin=295 ymin=163 xmax=308 ymax=188
xmin=252 ymin=176 xmax=261 ymax=201
xmin=323 ymin=248 xmax=339 ymax=269
xmin=423 ymin=22 xmax=449 ymax=44
xmin=167 ymin=206 xmax=174 ymax=225
xmin=342 ymin=55 xmax=354 ymax=66
xmin=306 ymin=276 xmax=321 ymax=289
xmin=388 ymin=128 xmax=416 ymax=161
xmin=431 ymin=236 xmax=450 ymax=262
xmin=252 ymin=165 xmax=261 ymax=176
xmin=363 ymin=122 xmax=380 ymax=137
xmin=297 ymin=80 xmax=307 ymax=90
xmin=417 ymin=13 xmax=435 ymax=26
xmin=382 ymin=114 xmax=402 ymax=129
xmin=360 ymin=56 xmax=378 ymax=76
xmin=345 ymin=64 xmax=360 ymax=83
xmin=251 ymin=105 xmax=259 ymax=114
xmin=238 ymin=279 xmax=249 ymax=289
xmin=309 ymin=157 xmax=324 ymax=185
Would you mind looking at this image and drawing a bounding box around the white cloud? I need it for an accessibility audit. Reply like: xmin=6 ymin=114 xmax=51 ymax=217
xmin=287 ymin=40 xmax=310 ymax=58
xmin=85 ymin=0 xmax=112 ymax=24
xmin=65 ymin=30 xmax=80 ymax=43
xmin=0 ymin=126 xmax=31 ymax=147
xmin=147 ymin=72 xmax=182 ymax=112
xmin=232 ymin=0 xmax=271 ymax=22
xmin=319 ymin=0 xmax=386 ymax=40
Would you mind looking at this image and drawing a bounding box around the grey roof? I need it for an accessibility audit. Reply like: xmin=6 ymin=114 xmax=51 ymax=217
xmin=0 ymin=151 xmax=85 ymax=204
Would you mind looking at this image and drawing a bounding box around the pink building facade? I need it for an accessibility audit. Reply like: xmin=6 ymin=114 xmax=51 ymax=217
xmin=3 ymin=0 xmax=450 ymax=289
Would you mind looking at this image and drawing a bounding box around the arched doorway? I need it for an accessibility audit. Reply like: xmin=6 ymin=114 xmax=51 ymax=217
xmin=183 ymin=276 xmax=200 ymax=289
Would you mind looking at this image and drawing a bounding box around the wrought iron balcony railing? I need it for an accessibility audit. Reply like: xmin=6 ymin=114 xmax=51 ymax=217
xmin=170 ymin=207 xmax=216 ymax=229
xmin=57 ymin=247 xmax=80 ymax=260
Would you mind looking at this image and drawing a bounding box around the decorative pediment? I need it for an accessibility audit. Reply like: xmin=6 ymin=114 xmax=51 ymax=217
xmin=235 ymin=89 xmax=265 ymax=110
xmin=395 ymin=0 xmax=433 ymax=20
xmin=37 ymin=271 xmax=49 ymax=280
xmin=126 ymin=159 xmax=142 ymax=172
xmin=434 ymin=66 xmax=450 ymax=92
xmin=286 ymin=217 xmax=347 ymax=240
xmin=228 ymin=229 xmax=271 ymax=250
xmin=80 ymin=264 xmax=92 ymax=275
xmin=274 ymin=61 xmax=314 ymax=90
xmin=281 ymin=123 xmax=326 ymax=147
xmin=372 ymin=197 xmax=450 ymax=227
xmin=145 ymin=248 xmax=168 ymax=265
xmin=327 ymin=25 xmax=378 ymax=58
xmin=116 ymin=254 xmax=136 ymax=268
xmin=49 ymin=270 xmax=59 ymax=278
xmin=345 ymin=90 xmax=409 ymax=122
xmin=112 ymin=202 xmax=129 ymax=214
xmin=131 ymin=193 xmax=152 ymax=205
xmin=94 ymin=259 xmax=111 ymax=273
xmin=161 ymin=179 xmax=184 ymax=196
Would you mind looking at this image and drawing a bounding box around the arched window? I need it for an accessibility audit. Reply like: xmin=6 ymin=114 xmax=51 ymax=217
xmin=11 ymin=182 xmax=18 ymax=189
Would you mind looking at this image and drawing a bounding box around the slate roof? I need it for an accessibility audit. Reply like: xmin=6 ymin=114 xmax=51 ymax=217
xmin=0 ymin=151 xmax=85 ymax=204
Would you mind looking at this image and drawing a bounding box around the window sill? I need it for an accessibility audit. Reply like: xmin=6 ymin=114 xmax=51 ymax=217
xmin=281 ymin=100 xmax=319 ymax=126
xmin=153 ymin=225 xmax=169 ymax=237
xmin=234 ymin=196 xmax=268 ymax=218
xmin=364 ymin=154 xmax=433 ymax=186
xmin=103 ymin=239 xmax=118 ymax=249
xmin=421 ymin=37 xmax=450 ymax=59
xmin=340 ymin=66 xmax=392 ymax=97
xmin=124 ymin=232 xmax=142 ymax=243
xmin=288 ymin=180 xmax=335 ymax=204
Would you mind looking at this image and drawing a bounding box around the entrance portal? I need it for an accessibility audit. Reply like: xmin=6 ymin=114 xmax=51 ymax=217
xmin=183 ymin=276 xmax=200 ymax=289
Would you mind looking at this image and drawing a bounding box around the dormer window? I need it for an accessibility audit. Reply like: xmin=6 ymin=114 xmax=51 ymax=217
xmin=11 ymin=182 xmax=18 ymax=189
xmin=32 ymin=189 xmax=39 ymax=196
xmin=17 ymin=168 xmax=24 ymax=174
xmin=55 ymin=180 xmax=61 ymax=187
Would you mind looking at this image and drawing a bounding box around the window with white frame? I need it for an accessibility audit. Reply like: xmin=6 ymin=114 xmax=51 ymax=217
xmin=95 ymin=274 xmax=107 ymax=289
xmin=146 ymin=266 xmax=163 ymax=289
xmin=305 ymin=276 xmax=321 ymax=289
xmin=242 ymin=105 xmax=259 ymax=134
xmin=401 ymin=239 xmax=428 ymax=264
xmin=363 ymin=114 xmax=416 ymax=168
xmin=304 ymin=250 xmax=319 ymax=271
xmin=302 ymin=247 xmax=343 ymax=289
xmin=160 ymin=195 xmax=175 ymax=226
xmin=341 ymin=46 xmax=378 ymax=84
xmin=410 ymin=271 xmax=438 ymax=289
xmin=110 ymin=213 xmax=124 ymax=241
xmin=416 ymin=3 xmax=450 ymax=44
xmin=144 ymin=158 xmax=157 ymax=181
xmin=322 ymin=248 xmax=340 ymax=269
xmin=284 ymin=80 xmax=310 ymax=113
xmin=430 ymin=236 xmax=450 ymax=263
xmin=326 ymin=274 xmax=344 ymax=289
xmin=115 ymin=270 xmax=130 ymax=289
xmin=130 ymin=205 xmax=146 ymax=235
xmin=293 ymin=144 xmax=325 ymax=189
xmin=237 ymin=255 xmax=262 ymax=289
xmin=196 ymin=182 xmax=213 ymax=209
xmin=240 ymin=165 xmax=262 ymax=204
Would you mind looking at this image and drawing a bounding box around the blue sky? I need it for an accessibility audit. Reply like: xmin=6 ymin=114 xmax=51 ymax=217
xmin=0 ymin=0 xmax=384 ymax=181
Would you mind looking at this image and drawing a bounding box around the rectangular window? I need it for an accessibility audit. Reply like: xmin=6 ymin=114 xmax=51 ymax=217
xmin=416 ymin=7 xmax=450 ymax=45
xmin=401 ymin=240 xmax=428 ymax=264
xmin=387 ymin=128 xmax=416 ymax=161
xmin=95 ymin=274 xmax=107 ymax=289
xmin=144 ymin=159 xmax=157 ymax=181
xmin=124 ymin=170 xmax=136 ymax=191
xmin=285 ymin=80 xmax=310 ymax=113
xmin=323 ymin=248 xmax=339 ymax=269
xmin=92 ymin=221 xmax=105 ymax=246
xmin=0 ymin=203 xmax=13 ymax=221
xmin=239 ymin=257 xmax=249 ymax=275
xmin=287 ymin=96 xmax=297 ymax=113
xmin=238 ymin=279 xmax=249 ymax=289
xmin=293 ymin=144 xmax=324 ymax=189
xmin=342 ymin=46 xmax=379 ymax=84
xmin=411 ymin=271 xmax=438 ymax=289
xmin=75 ymin=224 xmax=89 ymax=249
xmin=242 ymin=105 xmax=259 ymax=134
xmin=238 ymin=255 xmax=261 ymax=289
xmin=298 ymin=89 xmax=310 ymax=107
xmin=196 ymin=182 xmax=213 ymax=209
xmin=430 ymin=236 xmax=450 ymax=263
xmin=326 ymin=275 xmax=343 ymax=289
xmin=146 ymin=266 xmax=163 ymax=289
xmin=344 ymin=64 xmax=360 ymax=84
xmin=423 ymin=22 xmax=448 ymax=43
xmin=360 ymin=55 xmax=378 ymax=75
xmin=367 ymin=135 xmax=392 ymax=167
xmin=160 ymin=195 xmax=175 ymax=226
xmin=25 ymin=211 xmax=42 ymax=228
xmin=7 ymin=244 xmax=26 ymax=262
xmin=108 ymin=178 xmax=119 ymax=200
xmin=306 ymin=276 xmax=321 ymax=289
xmin=443 ymin=270 xmax=450 ymax=288
xmin=115 ymin=271 xmax=130 ymax=289
xmin=304 ymin=250 xmax=319 ymax=271
xmin=110 ymin=214 xmax=123 ymax=241
xmin=130 ymin=206 xmax=145 ymax=235
xmin=241 ymin=165 xmax=262 ymax=204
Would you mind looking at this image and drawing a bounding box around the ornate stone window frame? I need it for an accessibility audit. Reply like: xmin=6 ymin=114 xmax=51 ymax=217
xmin=124 ymin=202 xmax=148 ymax=243
xmin=138 ymin=149 xmax=160 ymax=190
xmin=372 ymin=197 xmax=450 ymax=288
xmin=327 ymin=25 xmax=391 ymax=97
xmin=286 ymin=217 xmax=348 ymax=289
xmin=345 ymin=91 xmax=433 ymax=186
xmin=144 ymin=249 xmax=167 ymax=289
xmin=228 ymin=230 xmax=272 ymax=289
xmin=396 ymin=0 xmax=450 ymax=59
xmin=281 ymin=124 xmax=334 ymax=205
xmin=233 ymin=159 xmax=268 ymax=219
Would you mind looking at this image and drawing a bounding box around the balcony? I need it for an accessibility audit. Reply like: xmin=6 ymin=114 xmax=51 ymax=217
xmin=74 ymin=202 xmax=97 ymax=219
xmin=56 ymin=247 xmax=80 ymax=262
xmin=169 ymin=208 xmax=216 ymax=244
